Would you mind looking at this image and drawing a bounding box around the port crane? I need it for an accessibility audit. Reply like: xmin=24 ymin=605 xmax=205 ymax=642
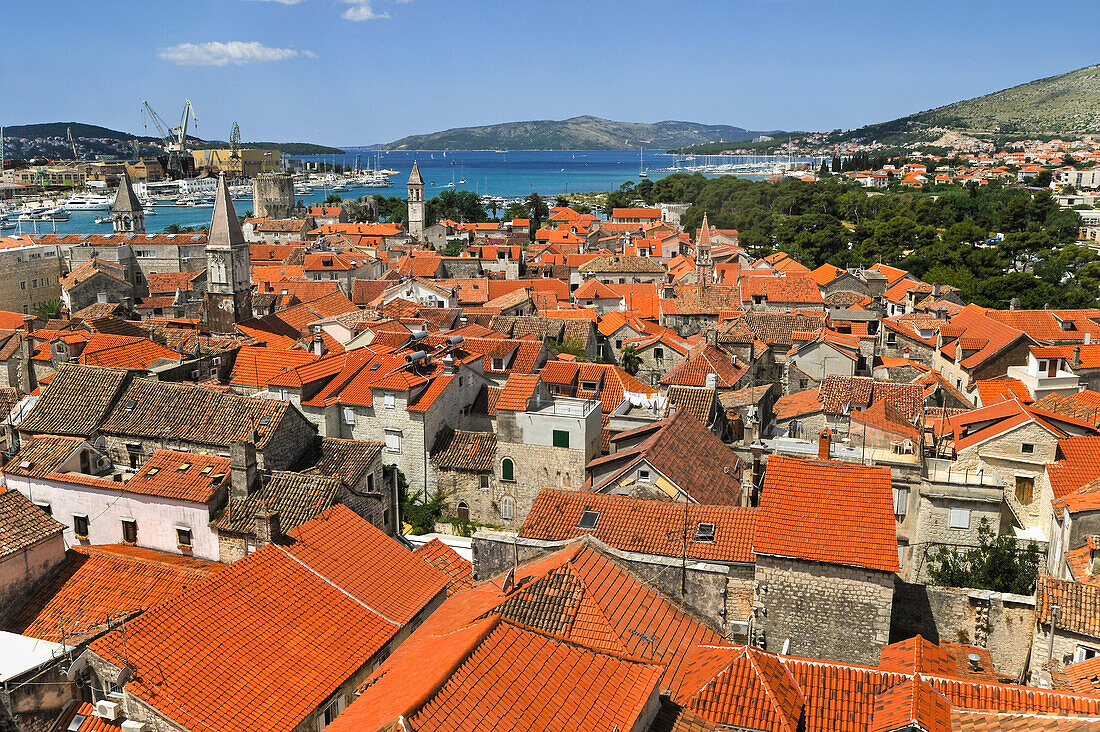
xmin=140 ymin=99 xmax=198 ymax=178
xmin=66 ymin=127 xmax=79 ymax=161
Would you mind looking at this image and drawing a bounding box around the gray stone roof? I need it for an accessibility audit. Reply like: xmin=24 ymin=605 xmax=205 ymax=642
xmin=215 ymin=471 xmax=340 ymax=534
xmin=208 ymin=173 xmax=245 ymax=249
xmin=0 ymin=488 xmax=64 ymax=559
xmin=112 ymin=172 xmax=142 ymax=214
xmin=408 ymin=160 xmax=423 ymax=186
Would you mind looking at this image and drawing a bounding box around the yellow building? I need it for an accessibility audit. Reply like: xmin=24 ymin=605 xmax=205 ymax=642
xmin=192 ymin=148 xmax=282 ymax=178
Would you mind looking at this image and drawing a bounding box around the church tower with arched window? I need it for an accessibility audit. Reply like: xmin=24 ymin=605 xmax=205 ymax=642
xmin=205 ymin=173 xmax=252 ymax=332
xmin=407 ymin=161 xmax=425 ymax=241
xmin=112 ymin=172 xmax=144 ymax=234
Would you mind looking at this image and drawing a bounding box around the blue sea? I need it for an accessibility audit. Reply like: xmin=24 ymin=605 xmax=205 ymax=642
xmin=21 ymin=149 xmax=818 ymax=236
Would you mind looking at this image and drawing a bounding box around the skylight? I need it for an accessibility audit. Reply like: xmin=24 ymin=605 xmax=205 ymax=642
xmin=694 ymin=523 xmax=716 ymax=543
xmin=577 ymin=510 xmax=599 ymax=529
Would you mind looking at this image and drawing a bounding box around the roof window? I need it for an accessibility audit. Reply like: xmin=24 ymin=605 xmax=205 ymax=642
xmin=200 ymin=465 xmax=214 ymax=475
xmin=124 ymin=400 xmax=137 ymax=410
xmin=146 ymin=467 xmax=159 ymax=476
xmin=258 ymin=415 xmax=272 ymax=426
xmin=577 ymin=510 xmax=600 ymax=529
xmin=694 ymin=523 xmax=716 ymax=543
xmin=177 ymin=462 xmax=191 ymax=472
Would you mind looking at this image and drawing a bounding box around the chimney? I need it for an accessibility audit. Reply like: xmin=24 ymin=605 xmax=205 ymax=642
xmin=1009 ymin=297 xmax=1021 ymax=311
xmin=1090 ymin=537 xmax=1100 ymax=576
xmin=817 ymin=428 xmax=832 ymax=460
xmin=254 ymin=506 xmax=282 ymax=547
xmin=706 ymin=372 xmax=718 ymax=389
xmin=1087 ymin=333 xmax=1093 ymax=345
xmin=967 ymin=654 xmax=982 ymax=672
xmin=312 ymin=334 xmax=325 ymax=357
xmin=1072 ymin=346 xmax=1081 ymax=369
xmin=22 ymin=315 xmax=34 ymax=334
xmin=60 ymin=306 xmax=70 ymax=319
xmin=230 ymin=440 xmax=258 ymax=501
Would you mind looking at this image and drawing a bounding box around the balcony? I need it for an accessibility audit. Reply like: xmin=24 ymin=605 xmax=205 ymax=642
xmin=923 ymin=457 xmax=1002 ymax=487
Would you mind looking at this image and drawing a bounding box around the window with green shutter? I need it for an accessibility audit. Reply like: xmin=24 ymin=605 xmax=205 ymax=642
xmin=552 ymin=430 xmax=570 ymax=448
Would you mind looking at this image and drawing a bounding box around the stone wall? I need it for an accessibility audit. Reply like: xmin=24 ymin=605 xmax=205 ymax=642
xmin=472 ymin=531 xmax=734 ymax=633
xmin=1030 ymin=623 xmax=1100 ymax=686
xmin=0 ymin=534 xmax=66 ymax=620
xmin=753 ymin=554 xmax=894 ymax=666
xmin=891 ymin=581 xmax=1036 ymax=679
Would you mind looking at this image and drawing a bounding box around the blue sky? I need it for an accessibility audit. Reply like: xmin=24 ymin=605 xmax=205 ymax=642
xmin=2 ymin=0 xmax=1097 ymax=146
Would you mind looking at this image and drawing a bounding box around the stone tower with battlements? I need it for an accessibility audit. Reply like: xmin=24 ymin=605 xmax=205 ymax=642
xmin=407 ymin=161 xmax=425 ymax=241
xmin=206 ymin=173 xmax=253 ymax=332
xmin=252 ymin=172 xmax=294 ymax=219
xmin=112 ymin=172 xmax=144 ymax=234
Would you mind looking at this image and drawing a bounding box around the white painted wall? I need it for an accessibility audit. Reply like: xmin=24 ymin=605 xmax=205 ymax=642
xmin=4 ymin=474 xmax=221 ymax=561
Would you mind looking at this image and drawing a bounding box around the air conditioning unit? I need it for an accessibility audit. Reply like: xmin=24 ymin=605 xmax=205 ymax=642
xmin=95 ymin=700 xmax=122 ymax=720
xmin=121 ymin=721 xmax=147 ymax=732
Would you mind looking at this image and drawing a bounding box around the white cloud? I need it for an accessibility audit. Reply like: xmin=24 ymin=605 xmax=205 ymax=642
xmin=342 ymin=0 xmax=389 ymax=20
xmin=158 ymin=41 xmax=316 ymax=66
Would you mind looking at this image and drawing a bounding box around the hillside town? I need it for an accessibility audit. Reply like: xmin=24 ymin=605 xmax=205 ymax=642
xmin=4 ymin=151 xmax=1100 ymax=732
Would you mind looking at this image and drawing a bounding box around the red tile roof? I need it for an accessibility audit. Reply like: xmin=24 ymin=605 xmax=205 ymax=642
xmin=1048 ymin=436 xmax=1100 ymax=499
xmin=952 ymin=399 xmax=1096 ymax=453
xmin=976 ymin=377 xmax=1033 ymax=406
xmin=756 ymin=455 xmax=899 ymax=573
xmin=985 ymin=309 xmax=1100 ymax=345
xmin=671 ymin=644 xmax=1100 ymax=732
xmin=522 ymin=490 xmax=756 ymax=563
xmin=659 ymin=345 xmax=748 ymax=388
xmin=871 ymin=675 xmax=953 ymax=732
xmin=4 ymin=544 xmax=222 ymax=643
xmin=230 ymin=346 xmax=318 ymax=388
xmin=88 ymin=505 xmax=449 ymax=732
xmin=413 ymin=538 xmax=475 ymax=595
xmin=0 ymin=487 xmax=64 ymax=559
xmin=495 ymin=373 xmax=540 ymax=412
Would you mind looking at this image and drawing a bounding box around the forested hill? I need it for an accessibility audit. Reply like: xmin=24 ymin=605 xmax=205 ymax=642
xmin=3 ymin=122 xmax=343 ymax=158
xmin=380 ymin=116 xmax=774 ymax=150
xmin=834 ymin=64 xmax=1100 ymax=144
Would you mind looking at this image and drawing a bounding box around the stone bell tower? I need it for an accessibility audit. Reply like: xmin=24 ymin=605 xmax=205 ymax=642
xmin=407 ymin=160 xmax=425 ymax=241
xmin=205 ymin=173 xmax=253 ymax=332
xmin=695 ymin=213 xmax=713 ymax=286
xmin=112 ymin=172 xmax=144 ymax=234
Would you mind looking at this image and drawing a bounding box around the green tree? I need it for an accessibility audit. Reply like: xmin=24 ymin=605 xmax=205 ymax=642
xmin=926 ymin=519 xmax=1040 ymax=595
xmin=33 ymin=299 xmax=62 ymax=318
xmin=554 ymin=195 xmax=571 ymax=208
xmin=393 ymin=465 xmax=448 ymax=534
xmin=619 ymin=344 xmax=642 ymax=376
xmin=524 ymin=192 xmax=549 ymax=239
xmin=323 ymin=193 xmax=342 ymax=205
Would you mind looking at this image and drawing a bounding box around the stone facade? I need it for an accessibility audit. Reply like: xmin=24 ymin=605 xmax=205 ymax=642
xmin=0 ymin=531 xmax=66 ymax=620
xmin=753 ymin=554 xmax=895 ymax=666
xmin=953 ymin=421 xmax=1058 ymax=537
xmin=0 ymin=243 xmax=63 ymax=316
xmin=892 ymin=582 xmax=1036 ymax=680
xmin=252 ymin=173 xmax=294 ymax=220
xmin=472 ymin=531 xmax=735 ymax=634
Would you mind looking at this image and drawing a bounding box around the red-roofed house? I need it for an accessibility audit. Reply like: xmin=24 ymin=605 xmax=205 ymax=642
xmin=78 ymin=505 xmax=449 ymax=732
xmin=754 ymin=454 xmax=898 ymax=664
xmin=951 ymin=400 xmax=1098 ymax=537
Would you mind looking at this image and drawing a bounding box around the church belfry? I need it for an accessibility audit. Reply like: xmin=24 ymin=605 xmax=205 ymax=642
xmin=112 ymin=172 xmax=144 ymax=234
xmin=695 ymin=213 xmax=713 ymax=286
xmin=205 ymin=173 xmax=252 ymax=332
xmin=407 ymin=160 xmax=425 ymax=241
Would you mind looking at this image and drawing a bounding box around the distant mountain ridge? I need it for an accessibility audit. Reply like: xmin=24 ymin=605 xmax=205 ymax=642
xmin=380 ymin=115 xmax=777 ymax=150
xmin=836 ymin=64 xmax=1100 ymax=144
xmin=2 ymin=122 xmax=343 ymax=159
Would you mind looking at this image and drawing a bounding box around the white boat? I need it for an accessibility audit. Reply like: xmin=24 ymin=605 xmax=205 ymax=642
xmin=94 ymin=215 xmax=112 ymax=225
xmin=637 ymin=148 xmax=647 ymax=178
xmin=62 ymin=193 xmax=114 ymax=210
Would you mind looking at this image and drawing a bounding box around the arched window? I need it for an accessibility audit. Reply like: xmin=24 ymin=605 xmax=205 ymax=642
xmin=457 ymin=502 xmax=469 ymax=521
xmin=501 ymin=458 xmax=514 ymax=481
xmin=501 ymin=496 xmax=515 ymax=521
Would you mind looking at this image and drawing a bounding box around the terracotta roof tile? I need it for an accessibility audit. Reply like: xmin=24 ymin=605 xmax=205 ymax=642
xmin=4 ymin=544 xmax=222 ymax=643
xmin=1036 ymin=575 xmax=1100 ymax=638
xmin=431 ymin=429 xmax=497 ymax=472
xmin=756 ymin=455 xmax=899 ymax=573
xmin=414 ymin=538 xmax=475 ymax=595
xmin=89 ymin=505 xmax=449 ymax=732
xmin=0 ymin=487 xmax=64 ymax=559
xmin=522 ymin=490 xmax=756 ymax=563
